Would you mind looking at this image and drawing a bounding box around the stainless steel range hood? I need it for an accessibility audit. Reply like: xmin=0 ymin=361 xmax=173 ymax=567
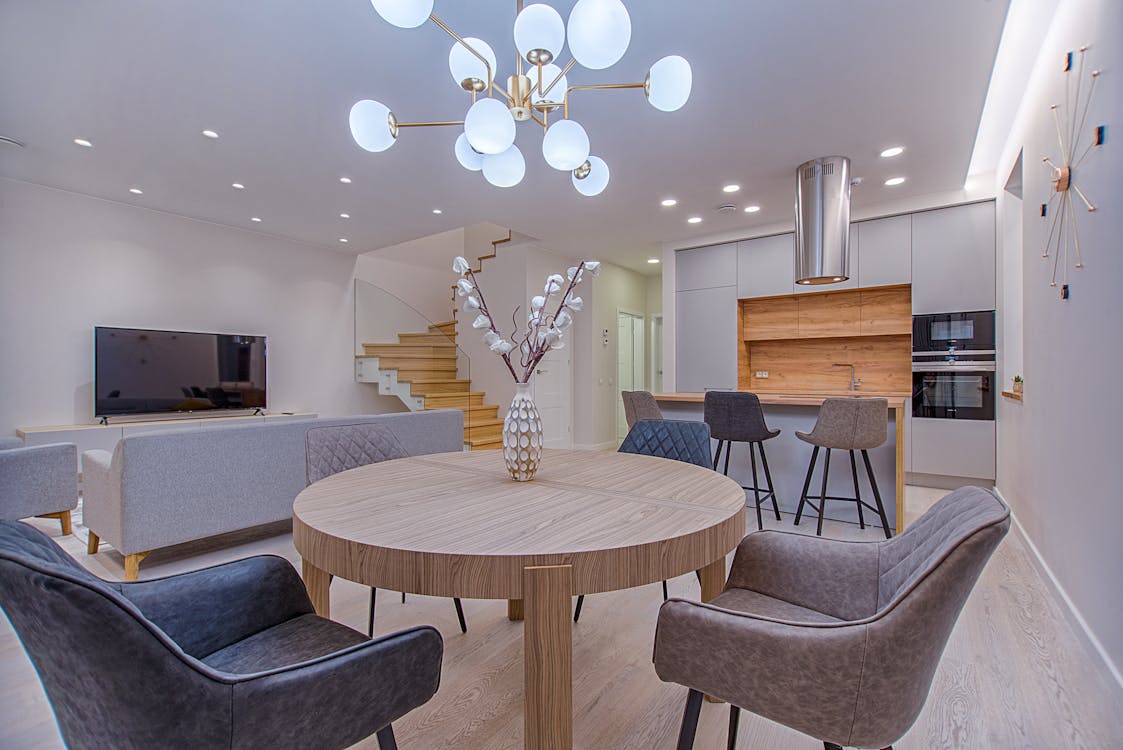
xmin=794 ymin=156 xmax=851 ymax=285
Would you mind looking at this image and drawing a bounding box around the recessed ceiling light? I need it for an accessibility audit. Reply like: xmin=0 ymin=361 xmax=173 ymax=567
xmin=661 ymin=198 xmax=677 ymax=207
xmin=339 ymin=238 xmax=349 ymax=243
xmin=884 ymin=176 xmax=906 ymax=186
xmin=340 ymin=213 xmax=350 ymax=219
xmin=744 ymin=205 xmax=761 ymax=213
xmin=231 ymin=182 xmax=245 ymax=190
xmin=251 ymin=216 xmax=262 ymax=222
xmin=880 ymin=146 xmax=904 ymax=158
xmin=647 ymin=258 xmax=660 ymax=264
xmin=202 ymin=130 xmax=219 ymax=139
xmin=722 ymin=184 xmax=740 ymax=193
xmin=432 ymin=208 xmax=443 ymax=214
xmin=339 ymin=177 xmax=352 ymax=184
xmin=73 ymin=138 xmax=93 ymax=148
xmin=128 ymin=188 xmax=143 ymax=195
xmin=687 ymin=216 xmax=702 ymax=224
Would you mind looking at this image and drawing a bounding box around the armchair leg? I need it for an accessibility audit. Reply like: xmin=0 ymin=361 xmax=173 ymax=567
xmin=376 ymin=725 xmax=398 ymax=750
xmin=727 ymin=705 xmax=740 ymax=750
xmin=368 ymin=588 xmax=377 ymax=638
xmin=453 ymin=598 xmax=468 ymax=633
xmin=662 ymin=579 xmax=669 ymax=601
xmin=123 ymin=551 xmax=150 ymax=582
xmin=87 ymin=531 xmax=100 ymax=555
xmin=38 ymin=511 xmax=73 ymax=536
xmin=676 ymin=689 xmax=704 ymax=750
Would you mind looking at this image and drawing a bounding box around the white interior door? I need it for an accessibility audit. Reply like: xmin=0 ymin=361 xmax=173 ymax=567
xmin=651 ymin=315 xmax=663 ymax=393
xmin=531 ymin=346 xmax=572 ymax=448
xmin=616 ymin=312 xmax=645 ymax=441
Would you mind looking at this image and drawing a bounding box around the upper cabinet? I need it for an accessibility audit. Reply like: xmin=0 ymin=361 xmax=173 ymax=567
xmin=737 ymin=234 xmax=794 ymax=298
xmin=911 ymin=201 xmax=996 ymax=314
xmin=676 ymin=286 xmax=738 ymax=392
xmin=794 ymin=225 xmax=859 ymax=294
xmin=858 ymin=215 xmax=911 ymax=287
xmin=676 ymin=242 xmax=737 ymax=292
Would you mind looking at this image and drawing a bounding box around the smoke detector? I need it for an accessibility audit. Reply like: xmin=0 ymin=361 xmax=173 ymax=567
xmin=716 ymin=203 xmax=738 ymax=214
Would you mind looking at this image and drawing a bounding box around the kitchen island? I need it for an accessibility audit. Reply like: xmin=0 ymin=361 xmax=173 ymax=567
xmin=655 ymin=392 xmax=908 ymax=533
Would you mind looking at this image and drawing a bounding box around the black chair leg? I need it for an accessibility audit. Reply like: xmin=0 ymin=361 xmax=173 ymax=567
xmin=368 ymin=588 xmax=376 ymax=638
xmin=662 ymin=580 xmax=669 ymax=601
xmin=573 ymin=594 xmax=585 ymax=622
xmin=727 ymin=705 xmax=741 ymax=750
xmin=794 ymin=446 xmax=819 ymax=525
xmin=758 ymin=441 xmax=782 ymax=521
xmin=713 ymin=439 xmax=724 ymax=471
xmin=376 ymin=725 xmax=398 ymax=750
xmin=862 ymin=449 xmax=893 ymax=538
xmin=723 ymin=439 xmax=731 ymax=476
xmin=816 ymin=448 xmax=831 ymax=537
xmin=849 ymin=450 xmax=866 ymax=530
xmin=453 ymin=598 xmax=467 ymax=633
xmin=749 ymin=441 xmax=763 ymax=530
xmin=401 ymin=591 xmax=406 ymax=603
xmin=676 ymin=689 xmax=704 ymax=750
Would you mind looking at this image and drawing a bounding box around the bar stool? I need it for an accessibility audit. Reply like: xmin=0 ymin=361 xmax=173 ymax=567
xmin=703 ymin=391 xmax=781 ymax=530
xmin=794 ymin=398 xmax=893 ymax=538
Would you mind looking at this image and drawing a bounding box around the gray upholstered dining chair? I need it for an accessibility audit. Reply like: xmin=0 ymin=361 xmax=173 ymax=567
xmin=621 ymin=390 xmax=664 ymax=429
xmin=574 ymin=419 xmax=712 ymax=622
xmin=653 ymin=485 xmax=1010 ymax=750
xmin=305 ymin=422 xmax=468 ymax=636
xmin=704 ymin=391 xmax=782 ymax=530
xmin=0 ymin=440 xmax=78 ymax=535
xmin=0 ymin=519 xmax=443 ymax=750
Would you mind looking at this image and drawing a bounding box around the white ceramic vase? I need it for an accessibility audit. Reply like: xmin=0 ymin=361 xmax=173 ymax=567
xmin=502 ymin=382 xmax=543 ymax=481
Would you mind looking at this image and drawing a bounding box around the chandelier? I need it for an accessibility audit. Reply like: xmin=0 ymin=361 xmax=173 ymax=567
xmin=348 ymin=0 xmax=692 ymax=195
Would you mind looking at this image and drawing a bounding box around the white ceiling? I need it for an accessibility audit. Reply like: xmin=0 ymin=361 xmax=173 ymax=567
xmin=0 ymin=1 xmax=1010 ymax=274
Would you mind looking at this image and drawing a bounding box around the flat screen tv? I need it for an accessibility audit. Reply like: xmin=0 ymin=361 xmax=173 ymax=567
xmin=95 ymin=326 xmax=267 ymax=418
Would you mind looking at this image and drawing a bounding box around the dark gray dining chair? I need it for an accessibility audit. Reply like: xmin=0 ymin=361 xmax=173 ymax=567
xmin=654 ymin=485 xmax=1010 ymax=750
xmin=621 ymin=390 xmax=664 ymax=429
xmin=795 ymin=397 xmax=892 ymax=538
xmin=704 ymin=391 xmax=781 ymax=530
xmin=574 ymin=419 xmax=712 ymax=622
xmin=306 ymin=422 xmax=467 ymax=636
xmin=0 ymin=519 xmax=443 ymax=750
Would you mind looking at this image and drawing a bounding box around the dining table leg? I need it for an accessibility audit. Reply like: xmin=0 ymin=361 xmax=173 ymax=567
xmin=523 ymin=564 xmax=574 ymax=750
xmin=302 ymin=558 xmax=332 ymax=618
xmin=508 ymin=599 xmax=524 ymax=621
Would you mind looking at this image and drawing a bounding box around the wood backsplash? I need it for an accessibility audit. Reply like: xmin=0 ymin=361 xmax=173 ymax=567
xmin=742 ymin=335 xmax=912 ymax=393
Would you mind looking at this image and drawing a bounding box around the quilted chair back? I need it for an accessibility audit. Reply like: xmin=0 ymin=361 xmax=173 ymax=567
xmin=621 ymin=391 xmax=664 ymax=429
xmin=306 ymin=422 xmax=409 ymax=484
xmin=619 ymin=419 xmax=712 ymax=468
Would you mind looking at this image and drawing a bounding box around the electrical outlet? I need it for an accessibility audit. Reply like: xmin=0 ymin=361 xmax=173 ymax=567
xmin=755 ymin=371 xmax=769 ymax=378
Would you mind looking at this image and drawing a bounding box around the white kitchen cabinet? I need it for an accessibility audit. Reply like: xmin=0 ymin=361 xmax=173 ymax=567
xmin=911 ymin=201 xmax=996 ymax=314
xmin=676 ymin=242 xmax=737 ymax=292
xmin=910 ymin=418 xmax=995 ymax=479
xmin=737 ymin=233 xmax=795 ymax=298
xmin=858 ymin=214 xmax=912 ymax=287
xmin=675 ymin=286 xmax=738 ymax=392
xmin=794 ymin=225 xmax=859 ymax=293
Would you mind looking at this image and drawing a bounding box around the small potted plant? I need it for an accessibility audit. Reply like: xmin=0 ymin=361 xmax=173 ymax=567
xmin=1012 ymin=375 xmax=1023 ymax=394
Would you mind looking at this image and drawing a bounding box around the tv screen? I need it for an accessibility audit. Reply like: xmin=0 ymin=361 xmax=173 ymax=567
xmin=95 ymin=327 xmax=267 ymax=417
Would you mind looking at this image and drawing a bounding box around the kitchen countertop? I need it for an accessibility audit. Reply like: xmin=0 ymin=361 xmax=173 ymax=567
xmin=654 ymin=392 xmax=910 ymax=408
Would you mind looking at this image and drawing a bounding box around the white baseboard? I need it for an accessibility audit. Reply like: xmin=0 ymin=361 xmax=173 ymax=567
xmin=993 ymin=488 xmax=1123 ymax=692
xmin=573 ymin=440 xmax=618 ymax=451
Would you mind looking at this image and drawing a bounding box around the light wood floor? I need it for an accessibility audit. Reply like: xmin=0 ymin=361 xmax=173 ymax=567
xmin=2 ymin=486 xmax=1121 ymax=749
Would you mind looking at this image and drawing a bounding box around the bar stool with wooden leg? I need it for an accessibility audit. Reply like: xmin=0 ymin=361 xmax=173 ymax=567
xmin=704 ymin=391 xmax=782 ymax=530
xmin=793 ymin=398 xmax=893 ymax=538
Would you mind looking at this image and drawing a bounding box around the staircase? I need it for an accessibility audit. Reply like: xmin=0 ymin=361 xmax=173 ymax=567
xmin=356 ymin=321 xmax=505 ymax=450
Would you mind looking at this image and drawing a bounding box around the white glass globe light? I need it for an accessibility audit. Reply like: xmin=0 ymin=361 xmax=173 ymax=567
xmin=530 ymin=63 xmax=567 ymax=104
xmin=542 ymin=119 xmax=590 ymax=171
xmin=448 ymin=38 xmax=498 ymax=88
xmin=513 ymin=4 xmax=566 ymax=63
xmin=370 ymin=0 xmax=433 ymax=29
xmin=572 ymin=156 xmax=609 ymax=196
xmin=349 ymin=99 xmax=397 ymax=152
xmin=464 ymin=97 xmax=516 ymax=155
xmin=567 ymin=0 xmax=631 ymax=70
xmin=454 ymin=132 xmax=483 ymax=171
xmin=646 ymin=55 xmax=692 ymax=112
xmin=482 ymin=144 xmax=526 ymax=188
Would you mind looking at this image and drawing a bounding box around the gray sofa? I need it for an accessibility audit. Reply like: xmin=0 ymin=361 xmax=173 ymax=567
xmin=0 ymin=438 xmax=79 ymax=535
xmin=82 ymin=411 xmax=463 ymax=579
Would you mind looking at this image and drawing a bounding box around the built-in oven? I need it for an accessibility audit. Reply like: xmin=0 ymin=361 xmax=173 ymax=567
xmin=912 ymin=310 xmax=996 ymax=420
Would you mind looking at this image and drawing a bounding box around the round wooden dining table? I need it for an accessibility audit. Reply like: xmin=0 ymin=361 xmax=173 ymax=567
xmin=293 ymin=448 xmax=746 ymax=750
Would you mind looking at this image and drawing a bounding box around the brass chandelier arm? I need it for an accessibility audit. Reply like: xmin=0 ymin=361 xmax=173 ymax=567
xmin=563 ymin=82 xmax=645 ymax=119
xmin=429 ymin=12 xmax=510 ymax=102
xmin=538 ymin=58 xmax=577 ymax=98
xmin=396 ymin=120 xmax=465 ymax=128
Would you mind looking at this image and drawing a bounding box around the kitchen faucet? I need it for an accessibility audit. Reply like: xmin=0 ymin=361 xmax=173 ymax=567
xmin=832 ymin=363 xmax=862 ymax=391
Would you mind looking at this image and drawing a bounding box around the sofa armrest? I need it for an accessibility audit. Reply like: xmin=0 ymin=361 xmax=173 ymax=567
xmin=0 ymin=443 xmax=78 ymax=521
xmin=725 ymin=530 xmax=880 ymax=621
xmin=653 ymin=598 xmax=866 ymax=740
xmin=81 ymin=449 xmax=122 ymax=547
xmin=227 ymin=625 xmax=443 ymax=749
xmin=121 ymin=555 xmax=314 ymax=660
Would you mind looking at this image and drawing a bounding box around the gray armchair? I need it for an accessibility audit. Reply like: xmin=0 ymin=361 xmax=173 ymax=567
xmin=653 ymin=486 xmax=1010 ymax=750
xmin=0 ymin=440 xmax=78 ymax=535
xmin=0 ymin=520 xmax=443 ymax=750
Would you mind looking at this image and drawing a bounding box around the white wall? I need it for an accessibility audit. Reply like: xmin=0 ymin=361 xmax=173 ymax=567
xmin=994 ymin=0 xmax=1123 ymax=678
xmin=0 ymin=178 xmax=391 ymax=431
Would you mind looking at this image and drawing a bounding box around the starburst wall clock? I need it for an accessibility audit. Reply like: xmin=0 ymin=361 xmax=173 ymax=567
xmin=1040 ymin=45 xmax=1106 ymax=300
